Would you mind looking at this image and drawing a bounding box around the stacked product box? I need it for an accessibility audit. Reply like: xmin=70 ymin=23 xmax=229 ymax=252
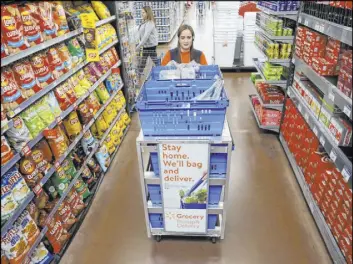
xmin=251 ymin=95 xmax=282 ymax=126
xmin=262 ymin=61 xmax=284 ymax=81
xmin=281 ymin=99 xmax=352 ymax=263
xmin=257 ymin=12 xmax=293 ymax=37
xmin=256 ymin=82 xmax=285 ymax=104
xmin=255 ymin=31 xmax=292 ymax=59
xmin=337 ymin=50 xmax=353 ymax=98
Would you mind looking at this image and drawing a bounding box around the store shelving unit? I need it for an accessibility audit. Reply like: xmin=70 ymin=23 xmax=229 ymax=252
xmin=252 ymin=58 xmax=288 ymax=89
xmin=250 ymin=79 xmax=284 ymax=111
xmin=256 ymin=27 xmax=295 ymax=43
xmin=254 ymin=41 xmax=291 ymax=67
xmin=136 ymin=121 xmax=233 ymax=241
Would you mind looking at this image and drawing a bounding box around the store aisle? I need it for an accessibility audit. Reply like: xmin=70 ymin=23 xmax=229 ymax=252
xmin=61 ymin=5 xmax=332 ymax=264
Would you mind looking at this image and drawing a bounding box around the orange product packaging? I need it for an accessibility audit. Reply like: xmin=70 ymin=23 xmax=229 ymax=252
xmin=54 ymin=84 xmax=71 ymax=111
xmin=47 ymin=46 xmax=66 ymax=79
xmin=56 ymin=200 xmax=77 ymax=230
xmin=43 ymin=127 xmax=69 ymax=160
xmin=29 ymin=52 xmax=56 ymax=88
xmin=1 ymin=33 xmax=9 ymax=58
xmin=52 ymin=1 xmax=69 ymax=36
xmin=1 ymin=136 xmax=15 ymax=166
xmin=35 ymin=2 xmax=58 ymax=41
xmin=12 ymin=59 xmax=42 ymax=98
xmin=18 ymin=4 xmax=43 ymax=47
xmin=1 ymin=66 xmax=27 ymax=112
xmin=1 ymin=4 xmax=29 ymax=55
xmin=45 ymin=215 xmax=70 ymax=254
xmin=57 ymin=43 xmax=73 ymax=72
xmin=61 ymin=81 xmax=77 ymax=104
xmin=31 ymin=139 xmax=53 ymax=174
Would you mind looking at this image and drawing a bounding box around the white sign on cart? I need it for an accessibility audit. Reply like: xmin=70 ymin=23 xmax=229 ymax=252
xmin=159 ymin=143 xmax=209 ymax=233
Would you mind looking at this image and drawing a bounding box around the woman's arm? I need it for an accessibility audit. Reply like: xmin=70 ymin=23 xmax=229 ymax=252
xmin=200 ymin=52 xmax=208 ymax=65
xmin=136 ymin=21 xmax=155 ymax=49
xmin=161 ymin=51 xmax=171 ymax=66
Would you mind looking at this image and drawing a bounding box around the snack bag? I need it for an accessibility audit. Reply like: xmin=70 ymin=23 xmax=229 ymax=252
xmin=95 ymin=83 xmax=110 ymax=103
xmin=6 ymin=117 xmax=32 ymax=153
xmin=87 ymin=62 xmax=103 ymax=80
xmin=54 ymin=84 xmax=71 ymax=111
xmin=1 ymin=136 xmax=15 ymax=166
xmin=19 ymin=156 xmax=43 ymax=188
xmin=31 ymin=140 xmax=53 ymax=174
xmin=33 ymin=98 xmax=56 ymax=126
xmin=15 ymin=210 xmax=40 ymax=246
xmin=86 ymin=93 xmax=101 ymax=115
xmin=51 ymin=166 xmax=70 ymax=196
xmin=43 ymin=127 xmax=69 ymax=160
xmin=95 ymin=144 xmax=111 ymax=172
xmin=104 ymin=134 xmax=116 ymax=154
xmin=1 ymin=33 xmax=9 ymax=58
xmin=91 ymin=1 xmax=111 ymax=20
xmin=47 ymin=46 xmax=66 ymax=78
xmin=36 ymin=2 xmax=58 ymax=40
xmin=76 ymin=69 xmax=92 ymax=90
xmin=29 ymin=242 xmax=53 ymax=264
xmin=68 ymin=75 xmax=85 ymax=97
xmin=77 ymin=102 xmax=94 ymax=125
xmin=87 ymin=157 xmax=101 ymax=174
xmin=95 ymin=115 xmax=109 ymax=138
xmin=105 ymin=70 xmax=123 ymax=95
xmin=83 ymin=65 xmax=98 ymax=84
xmin=67 ymin=37 xmax=85 ymax=66
xmin=20 ymin=107 xmax=46 ymax=138
xmin=110 ymin=47 xmax=119 ymax=63
xmin=45 ymin=215 xmax=70 ymax=253
xmin=56 ymin=200 xmax=76 ymax=230
xmin=70 ymin=142 xmax=86 ymax=168
xmin=18 ymin=4 xmax=44 ymax=47
xmin=61 ymin=158 xmax=77 ymax=180
xmin=45 ymin=92 xmax=62 ymax=118
xmin=63 ymin=111 xmax=82 ymax=141
xmin=81 ymin=165 xmax=96 ymax=185
xmin=1 ymin=67 xmax=26 ymax=112
xmin=57 ymin=43 xmax=73 ymax=72
xmin=73 ymin=177 xmax=91 ymax=200
xmin=43 ymin=179 xmax=58 ymax=200
xmin=61 ymin=81 xmax=77 ymax=104
xmin=110 ymin=126 xmax=121 ymax=147
xmin=26 ymin=202 xmax=39 ymax=225
xmin=3 ymin=167 xmax=31 ymax=204
xmin=12 ymin=59 xmax=42 ymax=98
xmin=58 ymin=124 xmax=70 ymax=147
xmin=90 ymin=123 xmax=98 ymax=138
xmin=102 ymin=105 xmax=117 ymax=125
xmin=77 ymin=4 xmax=99 ymax=21
xmin=1 ymin=5 xmax=29 ymax=55
xmin=81 ymin=130 xmax=97 ymax=155
xmin=30 ymin=52 xmax=56 ymax=88
xmin=122 ymin=112 xmax=131 ymax=125
xmin=34 ymin=190 xmax=49 ymax=210
xmin=1 ymin=178 xmax=19 ymax=222
xmin=53 ymin=2 xmax=70 ymax=36
xmin=1 ymin=226 xmax=30 ymax=264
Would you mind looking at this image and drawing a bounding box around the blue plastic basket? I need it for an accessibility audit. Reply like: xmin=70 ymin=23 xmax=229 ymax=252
xmin=150 ymin=152 xmax=227 ymax=177
xmin=136 ymin=79 xmax=229 ymax=136
xmin=148 ymin=65 xmax=223 ymax=81
xmin=148 ymin=213 xmax=218 ymax=229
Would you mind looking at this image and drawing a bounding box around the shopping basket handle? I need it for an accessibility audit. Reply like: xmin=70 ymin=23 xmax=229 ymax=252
xmin=175 ymin=83 xmax=191 ymax=87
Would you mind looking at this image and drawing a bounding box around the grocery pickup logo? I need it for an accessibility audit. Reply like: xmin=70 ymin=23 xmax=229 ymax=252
xmin=165 ymin=212 xmax=176 ymax=220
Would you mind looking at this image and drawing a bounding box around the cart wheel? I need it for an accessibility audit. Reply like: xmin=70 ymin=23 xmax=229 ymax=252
xmin=155 ymin=235 xmax=162 ymax=242
xmin=211 ymin=237 xmax=217 ymax=244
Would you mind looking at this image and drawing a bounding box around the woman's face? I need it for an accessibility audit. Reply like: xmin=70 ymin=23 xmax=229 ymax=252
xmin=142 ymin=9 xmax=147 ymax=20
xmin=179 ymin=29 xmax=193 ymax=51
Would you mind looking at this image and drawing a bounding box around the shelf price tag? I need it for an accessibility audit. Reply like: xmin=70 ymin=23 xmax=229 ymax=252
xmin=328 ymin=92 xmax=335 ymax=102
xmin=33 ymin=184 xmax=43 ymax=196
xmin=343 ymin=105 xmax=351 ymax=117
xmin=304 ymin=112 xmax=309 ymax=122
xmin=319 ymin=136 xmax=326 ymax=147
xmin=341 ymin=167 xmax=351 ymax=182
xmin=313 ymin=126 xmax=318 ymax=137
xmin=304 ymin=20 xmax=309 ymax=26
xmin=329 ymin=149 xmax=337 ymax=162
xmin=298 ymin=104 xmax=302 ymax=113
xmin=21 ymin=145 xmax=31 ymax=157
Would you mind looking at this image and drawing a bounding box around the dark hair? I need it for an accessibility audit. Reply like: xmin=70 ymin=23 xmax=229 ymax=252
xmin=177 ymin=24 xmax=195 ymax=50
xmin=142 ymin=6 xmax=155 ymax=23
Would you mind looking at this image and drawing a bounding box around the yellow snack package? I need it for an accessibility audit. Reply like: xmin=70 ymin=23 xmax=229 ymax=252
xmin=91 ymin=1 xmax=111 ymax=20
xmin=76 ymin=70 xmax=92 ymax=91
xmin=104 ymin=134 xmax=115 ymax=154
xmin=69 ymin=75 xmax=86 ymax=97
xmin=95 ymin=115 xmax=108 ymax=137
xmin=63 ymin=111 xmax=82 ymax=141
xmin=122 ymin=112 xmax=131 ymax=125
xmin=110 ymin=126 xmax=120 ymax=146
xmin=90 ymin=123 xmax=98 ymax=138
xmin=102 ymin=105 xmax=116 ymax=126
xmin=95 ymin=83 xmax=110 ymax=104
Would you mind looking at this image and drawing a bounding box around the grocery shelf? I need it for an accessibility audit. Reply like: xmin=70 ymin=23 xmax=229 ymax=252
xmin=256 ymin=27 xmax=294 ymax=43
xmin=294 ymin=56 xmax=352 ymax=120
xmin=249 ymin=95 xmax=280 ymax=133
xmin=256 ymin=5 xmax=298 ymax=21
xmin=279 ymin=134 xmax=347 ymax=264
xmin=287 ymin=86 xmax=352 ymax=188
xmin=1 ymin=192 xmax=35 ymax=237
xmin=1 ymin=29 xmax=83 ymax=67
xmin=298 ymin=13 xmax=352 ymax=46
xmin=23 ymin=226 xmax=49 ymax=264
xmin=1 ymin=119 xmax=13 ymax=135
xmin=254 ymin=42 xmax=291 ymax=67
xmin=250 ymin=78 xmax=284 ymax=111
xmin=252 ymin=58 xmax=288 ymax=89
xmin=1 ymin=153 xmax=21 ymax=177
xmin=96 ymin=15 xmax=117 ymax=27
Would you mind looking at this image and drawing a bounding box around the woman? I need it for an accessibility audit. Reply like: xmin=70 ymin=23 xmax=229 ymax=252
xmin=137 ymin=6 xmax=158 ymax=69
xmin=161 ymin=24 xmax=208 ymax=66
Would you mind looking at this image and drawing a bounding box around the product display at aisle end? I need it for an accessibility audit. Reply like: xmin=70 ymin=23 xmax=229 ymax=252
xmin=1 ymin=1 xmax=131 ymax=263
xmin=280 ymin=1 xmax=352 ymax=264
xmin=249 ymin=1 xmax=299 ymax=133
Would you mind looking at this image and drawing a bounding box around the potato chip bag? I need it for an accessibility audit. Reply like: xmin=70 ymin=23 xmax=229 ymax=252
xmin=20 ymin=107 xmax=46 ymax=138
xmin=86 ymin=94 xmax=101 ymax=115
xmin=1 ymin=136 xmax=14 ymax=166
xmin=110 ymin=47 xmax=120 ymax=63
xmin=81 ymin=165 xmax=96 ymax=185
xmin=83 ymin=66 xmax=98 ymax=84
xmin=68 ymin=75 xmax=85 ymax=97
xmin=34 ymin=190 xmax=49 ymax=211
xmin=1 ymin=33 xmax=9 ymax=58
xmin=1 ymin=5 xmax=29 ymax=55
xmin=95 ymin=144 xmax=111 ymax=172
xmin=47 ymin=46 xmax=66 ymax=78
xmin=36 ymin=2 xmax=58 ymax=40
xmin=61 ymin=81 xmax=77 ymax=104
xmin=54 ymin=84 xmax=71 ymax=111
xmin=1 ymin=67 xmax=27 ymax=112
xmin=105 ymin=70 xmax=123 ymax=95
xmin=89 ymin=123 xmax=98 ymax=138
xmin=95 ymin=83 xmax=110 ymax=104
xmin=110 ymin=126 xmax=121 ymax=147
xmin=53 ymin=2 xmax=69 ymax=36
xmin=30 ymin=52 xmax=56 ymax=88
xmin=61 ymin=158 xmax=76 ymax=180
xmin=104 ymin=134 xmax=115 ymax=154
xmin=77 ymin=4 xmax=99 ymax=21
xmin=3 ymin=167 xmax=31 ymax=204
xmin=63 ymin=111 xmax=82 ymax=141
xmin=65 ymin=189 xmax=85 ymax=216
xmin=1 ymin=226 xmax=30 ymax=264
xmin=33 ymin=98 xmax=56 ymax=126
xmin=43 ymin=127 xmax=69 ymax=160
xmin=5 ymin=117 xmax=32 ymax=153
xmin=81 ymin=130 xmax=97 ymax=155
xmin=91 ymin=1 xmax=111 ymax=20
xmin=19 ymin=156 xmax=43 ymax=188
xmin=67 ymin=37 xmax=85 ymax=66
xmin=77 ymin=101 xmax=94 ymax=125
xmin=32 ymin=139 xmax=53 ymax=174
xmin=56 ymin=200 xmax=77 ymax=230
xmin=58 ymin=124 xmax=70 ymax=147
xmin=122 ymin=112 xmax=131 ymax=125
xmin=95 ymin=115 xmax=109 ymax=137
xmin=29 ymin=242 xmax=53 ymax=264
xmin=26 ymin=202 xmax=39 ymax=225
xmin=76 ymin=70 xmax=92 ymax=90
xmin=102 ymin=109 xmax=114 ymax=126
xmin=57 ymin=43 xmax=73 ymax=72
xmin=45 ymin=215 xmax=70 ymax=254
xmin=1 ymin=178 xmax=19 ymax=222
xmin=15 ymin=210 xmax=40 ymax=246
xmin=51 ymin=166 xmax=70 ymax=196
xmin=18 ymin=4 xmax=44 ymax=47
xmin=74 ymin=176 xmax=91 ymax=200
xmin=45 ymin=92 xmax=61 ymax=118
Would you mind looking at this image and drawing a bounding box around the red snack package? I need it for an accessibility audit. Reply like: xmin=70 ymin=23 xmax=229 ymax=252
xmin=35 ymin=2 xmax=58 ymax=41
xmin=12 ymin=59 xmax=42 ymax=98
xmin=47 ymin=46 xmax=66 ymax=79
xmin=56 ymin=201 xmax=77 ymax=230
xmin=110 ymin=47 xmax=120 ymax=64
xmin=1 ymin=33 xmax=9 ymax=58
xmin=1 ymin=66 xmax=26 ymax=112
xmin=30 ymin=52 xmax=56 ymax=88
xmin=61 ymin=81 xmax=77 ymax=104
xmin=1 ymin=136 xmax=15 ymax=166
xmin=65 ymin=189 xmax=86 ymax=216
xmin=18 ymin=4 xmax=44 ymax=47
xmin=57 ymin=43 xmax=73 ymax=73
xmin=31 ymin=139 xmax=53 ymax=174
xmin=45 ymin=215 xmax=70 ymax=254
xmin=54 ymin=84 xmax=71 ymax=111
xmin=43 ymin=126 xmax=69 ymax=160
xmin=52 ymin=2 xmax=69 ymax=36
xmin=1 ymin=4 xmax=29 ymax=55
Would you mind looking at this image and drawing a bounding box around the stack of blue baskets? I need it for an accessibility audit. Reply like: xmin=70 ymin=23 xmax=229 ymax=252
xmin=136 ymin=65 xmax=228 ymax=230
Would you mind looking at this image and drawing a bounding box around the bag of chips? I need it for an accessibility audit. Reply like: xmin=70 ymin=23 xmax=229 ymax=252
xmin=102 ymin=105 xmax=117 ymax=126
xmin=106 ymin=70 xmax=123 ymax=95
xmin=19 ymin=156 xmax=43 ymax=188
xmin=70 ymin=142 xmax=86 ymax=168
xmin=29 ymin=242 xmax=54 ymax=264
xmin=61 ymin=158 xmax=77 ymax=180
xmin=77 ymin=4 xmax=99 ymax=21
xmin=73 ymin=177 xmax=91 ymax=200
xmin=77 ymin=102 xmax=94 ymax=125
xmin=51 ymin=166 xmax=70 ymax=196
xmin=95 ymin=115 xmax=109 ymax=138
xmin=30 ymin=52 xmax=56 ymax=88
xmin=31 ymin=139 xmax=53 ymax=174
xmin=6 ymin=117 xmax=32 ymax=153
xmin=87 ymin=157 xmax=102 ymax=175
xmin=18 ymin=4 xmax=44 ymax=47
xmin=1 ymin=177 xmax=19 ymax=223
xmin=95 ymin=144 xmax=111 ymax=172
xmin=36 ymin=2 xmax=58 ymax=41
xmin=1 ymin=226 xmax=30 ymax=264
xmin=12 ymin=59 xmax=42 ymax=98
xmin=54 ymin=84 xmax=71 ymax=111
xmin=67 ymin=37 xmax=85 ymax=66
xmin=34 ymin=190 xmax=49 ymax=210
xmin=43 ymin=127 xmax=69 ymax=160
xmin=26 ymin=202 xmax=39 ymax=225
xmin=1 ymin=136 xmax=15 ymax=167
xmin=47 ymin=46 xmax=65 ymax=79
xmin=122 ymin=112 xmax=131 ymax=125
xmin=69 ymin=75 xmax=85 ymax=97
xmin=43 ymin=179 xmax=58 ymax=200
xmin=63 ymin=111 xmax=82 ymax=141
xmin=57 ymin=43 xmax=73 ymax=72
xmin=81 ymin=165 xmax=96 ymax=186
xmin=1 ymin=33 xmax=9 ymax=58
xmin=91 ymin=1 xmax=111 ymax=20
xmin=1 ymin=66 xmax=27 ymax=112
xmin=61 ymin=81 xmax=77 ymax=104
xmin=44 ymin=92 xmax=62 ymax=118
xmin=95 ymin=83 xmax=110 ymax=104
xmin=33 ymin=98 xmax=56 ymax=127
xmin=20 ymin=107 xmax=47 ymax=138
xmin=86 ymin=93 xmax=101 ymax=115
xmin=104 ymin=134 xmax=116 ymax=155
xmin=76 ymin=69 xmax=92 ymax=90
xmin=53 ymin=2 xmax=70 ymax=36
xmin=56 ymin=200 xmax=76 ymax=230
xmin=45 ymin=215 xmax=70 ymax=254
xmin=65 ymin=189 xmax=85 ymax=216
xmin=110 ymin=126 xmax=121 ymax=147
xmin=87 ymin=62 xmax=103 ymax=80
xmin=3 ymin=167 xmax=31 ymax=204
xmin=15 ymin=210 xmax=40 ymax=246
xmin=83 ymin=65 xmax=98 ymax=84
xmin=81 ymin=130 xmax=97 ymax=155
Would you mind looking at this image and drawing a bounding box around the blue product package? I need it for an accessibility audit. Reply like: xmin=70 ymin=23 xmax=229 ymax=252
xmin=30 ymin=242 xmax=54 ymax=264
xmin=81 ymin=130 xmax=97 ymax=155
xmin=94 ymin=144 xmax=111 ymax=172
xmin=2 ymin=167 xmax=31 ymax=204
xmin=105 ymin=72 xmax=123 ymax=95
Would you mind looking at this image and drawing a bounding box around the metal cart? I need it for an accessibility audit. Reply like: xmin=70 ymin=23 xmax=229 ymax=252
xmin=136 ymin=120 xmax=233 ymax=243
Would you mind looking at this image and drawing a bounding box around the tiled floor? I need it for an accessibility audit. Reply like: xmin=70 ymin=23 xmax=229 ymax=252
xmin=60 ymin=4 xmax=332 ymax=264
